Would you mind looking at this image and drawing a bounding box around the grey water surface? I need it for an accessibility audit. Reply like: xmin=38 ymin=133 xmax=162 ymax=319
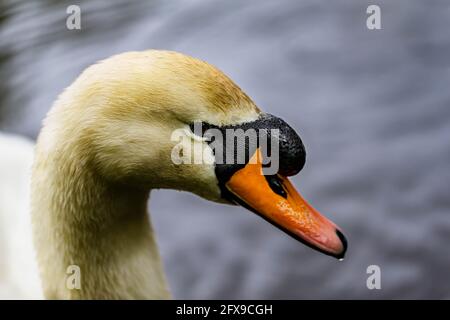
xmin=1 ymin=0 xmax=449 ymax=298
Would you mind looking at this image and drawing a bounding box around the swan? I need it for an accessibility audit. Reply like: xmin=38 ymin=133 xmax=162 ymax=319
xmin=0 ymin=133 xmax=42 ymax=299
xmin=3 ymin=50 xmax=347 ymax=299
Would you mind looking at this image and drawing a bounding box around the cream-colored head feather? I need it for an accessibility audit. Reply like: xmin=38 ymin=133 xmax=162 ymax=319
xmin=31 ymin=50 xmax=261 ymax=299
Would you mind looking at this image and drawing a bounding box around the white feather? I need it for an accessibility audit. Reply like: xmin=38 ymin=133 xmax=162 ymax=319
xmin=0 ymin=132 xmax=42 ymax=299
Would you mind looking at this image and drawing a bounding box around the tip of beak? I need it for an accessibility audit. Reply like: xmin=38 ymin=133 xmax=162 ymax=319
xmin=334 ymin=229 xmax=348 ymax=260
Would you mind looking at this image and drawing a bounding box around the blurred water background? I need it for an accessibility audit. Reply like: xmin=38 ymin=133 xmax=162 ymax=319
xmin=1 ymin=0 xmax=449 ymax=299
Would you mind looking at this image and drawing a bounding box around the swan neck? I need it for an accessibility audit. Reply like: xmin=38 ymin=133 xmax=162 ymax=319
xmin=31 ymin=152 xmax=170 ymax=299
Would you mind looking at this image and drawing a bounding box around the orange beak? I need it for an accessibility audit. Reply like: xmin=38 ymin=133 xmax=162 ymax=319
xmin=225 ymin=149 xmax=347 ymax=259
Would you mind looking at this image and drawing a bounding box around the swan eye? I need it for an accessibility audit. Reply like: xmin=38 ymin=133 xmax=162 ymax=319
xmin=189 ymin=121 xmax=216 ymax=138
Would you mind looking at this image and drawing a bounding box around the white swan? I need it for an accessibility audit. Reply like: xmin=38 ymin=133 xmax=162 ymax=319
xmin=2 ymin=50 xmax=346 ymax=299
xmin=0 ymin=133 xmax=42 ymax=299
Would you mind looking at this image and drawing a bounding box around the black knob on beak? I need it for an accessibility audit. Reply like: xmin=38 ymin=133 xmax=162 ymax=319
xmin=257 ymin=114 xmax=306 ymax=177
xmin=192 ymin=113 xmax=306 ymax=186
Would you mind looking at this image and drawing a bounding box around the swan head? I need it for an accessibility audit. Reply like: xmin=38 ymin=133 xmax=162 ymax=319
xmin=41 ymin=50 xmax=347 ymax=259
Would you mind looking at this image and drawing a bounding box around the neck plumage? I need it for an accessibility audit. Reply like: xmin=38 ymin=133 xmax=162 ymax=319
xmin=31 ymin=144 xmax=170 ymax=299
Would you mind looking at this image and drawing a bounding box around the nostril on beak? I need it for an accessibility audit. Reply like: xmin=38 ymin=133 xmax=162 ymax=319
xmin=335 ymin=229 xmax=348 ymax=259
xmin=265 ymin=175 xmax=287 ymax=198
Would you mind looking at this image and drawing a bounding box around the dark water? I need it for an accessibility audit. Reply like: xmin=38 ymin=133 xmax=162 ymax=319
xmin=1 ymin=0 xmax=450 ymax=298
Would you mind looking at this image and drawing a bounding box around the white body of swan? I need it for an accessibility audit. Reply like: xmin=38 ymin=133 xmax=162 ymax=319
xmin=0 ymin=133 xmax=42 ymax=299
xmin=1 ymin=50 xmax=346 ymax=299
